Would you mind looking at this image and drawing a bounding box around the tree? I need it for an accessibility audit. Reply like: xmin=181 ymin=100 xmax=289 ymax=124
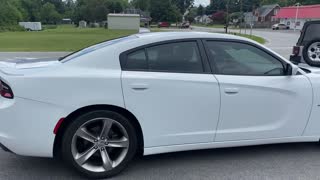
xmin=43 ymin=0 xmax=65 ymax=14
xmin=40 ymin=2 xmax=61 ymax=24
xmin=20 ymin=0 xmax=42 ymax=21
xmin=0 ymin=0 xmax=23 ymax=26
xmin=197 ymin=5 xmax=205 ymax=16
xmin=172 ymin=0 xmax=195 ymax=14
xmin=186 ymin=7 xmax=197 ymax=22
xmin=149 ymin=0 xmax=181 ymax=22
xmin=211 ymin=10 xmax=227 ymax=23
xmin=131 ymin=0 xmax=150 ymax=11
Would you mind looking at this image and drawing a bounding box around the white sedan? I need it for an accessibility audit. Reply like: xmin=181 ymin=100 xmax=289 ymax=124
xmin=272 ymin=23 xmax=290 ymax=30
xmin=0 ymin=32 xmax=319 ymax=178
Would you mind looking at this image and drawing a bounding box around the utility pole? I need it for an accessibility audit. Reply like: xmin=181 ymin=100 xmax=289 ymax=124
xmin=225 ymin=0 xmax=230 ymax=33
xmin=294 ymin=2 xmax=301 ymax=32
xmin=239 ymin=0 xmax=243 ymax=34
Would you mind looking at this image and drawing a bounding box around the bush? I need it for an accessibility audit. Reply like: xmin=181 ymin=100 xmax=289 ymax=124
xmin=0 ymin=25 xmax=25 ymax=32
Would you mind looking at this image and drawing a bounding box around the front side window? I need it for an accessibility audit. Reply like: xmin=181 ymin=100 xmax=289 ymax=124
xmin=124 ymin=41 xmax=204 ymax=73
xmin=206 ymin=41 xmax=285 ymax=76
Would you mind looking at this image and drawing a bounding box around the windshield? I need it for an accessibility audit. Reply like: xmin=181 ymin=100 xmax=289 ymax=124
xmin=60 ymin=35 xmax=137 ymax=62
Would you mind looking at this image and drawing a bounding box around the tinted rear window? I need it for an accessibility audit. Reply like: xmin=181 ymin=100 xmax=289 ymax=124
xmin=302 ymin=24 xmax=320 ymax=44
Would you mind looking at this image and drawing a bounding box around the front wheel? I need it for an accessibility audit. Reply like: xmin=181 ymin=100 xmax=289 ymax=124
xmin=61 ymin=110 xmax=138 ymax=179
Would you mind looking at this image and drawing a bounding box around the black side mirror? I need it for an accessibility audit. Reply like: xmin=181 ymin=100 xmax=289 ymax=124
xmin=286 ymin=63 xmax=292 ymax=75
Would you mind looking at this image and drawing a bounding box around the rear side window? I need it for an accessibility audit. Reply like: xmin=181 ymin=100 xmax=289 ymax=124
xmin=126 ymin=50 xmax=148 ymax=70
xmin=303 ymin=24 xmax=320 ymax=44
xmin=123 ymin=41 xmax=204 ymax=73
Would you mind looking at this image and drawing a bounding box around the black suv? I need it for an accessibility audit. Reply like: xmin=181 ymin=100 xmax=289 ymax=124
xmin=290 ymin=21 xmax=320 ymax=67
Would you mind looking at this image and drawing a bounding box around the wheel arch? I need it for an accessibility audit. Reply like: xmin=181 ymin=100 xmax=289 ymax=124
xmin=53 ymin=104 xmax=144 ymax=158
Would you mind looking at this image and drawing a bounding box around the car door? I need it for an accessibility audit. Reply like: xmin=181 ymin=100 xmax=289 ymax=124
xmin=203 ymin=40 xmax=313 ymax=142
xmin=121 ymin=40 xmax=221 ymax=147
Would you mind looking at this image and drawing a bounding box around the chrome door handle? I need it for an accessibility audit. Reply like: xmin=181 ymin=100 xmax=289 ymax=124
xmin=131 ymin=83 xmax=149 ymax=91
xmin=224 ymin=88 xmax=239 ymax=94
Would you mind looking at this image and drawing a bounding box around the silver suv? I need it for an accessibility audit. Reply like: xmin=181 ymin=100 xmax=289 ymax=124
xmin=290 ymin=21 xmax=320 ymax=67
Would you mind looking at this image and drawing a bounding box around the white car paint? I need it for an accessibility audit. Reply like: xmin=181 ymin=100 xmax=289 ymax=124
xmin=0 ymin=32 xmax=320 ymax=159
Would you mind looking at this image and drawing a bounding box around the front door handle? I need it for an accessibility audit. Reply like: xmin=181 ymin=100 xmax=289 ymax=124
xmin=224 ymin=88 xmax=239 ymax=94
xmin=130 ymin=83 xmax=149 ymax=91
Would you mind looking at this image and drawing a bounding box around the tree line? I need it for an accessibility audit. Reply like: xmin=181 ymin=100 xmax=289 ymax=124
xmin=0 ymin=0 xmax=129 ymax=26
xmin=0 ymin=0 xmax=319 ymax=28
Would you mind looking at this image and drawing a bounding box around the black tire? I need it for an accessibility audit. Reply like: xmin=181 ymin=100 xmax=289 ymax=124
xmin=303 ymin=39 xmax=320 ymax=67
xmin=61 ymin=110 xmax=138 ymax=179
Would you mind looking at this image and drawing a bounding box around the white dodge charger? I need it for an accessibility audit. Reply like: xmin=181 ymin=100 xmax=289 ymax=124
xmin=1 ymin=32 xmax=320 ymax=178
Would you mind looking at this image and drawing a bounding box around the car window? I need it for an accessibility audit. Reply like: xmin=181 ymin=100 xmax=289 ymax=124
xmin=303 ymin=24 xmax=320 ymax=43
xmin=126 ymin=49 xmax=148 ymax=70
xmin=206 ymin=41 xmax=285 ymax=76
xmin=146 ymin=42 xmax=203 ymax=73
xmin=124 ymin=41 xmax=204 ymax=73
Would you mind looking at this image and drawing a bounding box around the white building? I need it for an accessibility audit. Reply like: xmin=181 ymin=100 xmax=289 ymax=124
xmin=18 ymin=22 xmax=42 ymax=31
xmin=194 ymin=15 xmax=213 ymax=24
xmin=107 ymin=14 xmax=140 ymax=30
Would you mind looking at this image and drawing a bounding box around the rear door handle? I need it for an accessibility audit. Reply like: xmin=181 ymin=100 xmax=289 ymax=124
xmin=130 ymin=83 xmax=149 ymax=91
xmin=224 ymin=88 xmax=239 ymax=94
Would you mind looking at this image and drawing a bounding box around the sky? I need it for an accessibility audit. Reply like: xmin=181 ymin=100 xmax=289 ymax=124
xmin=194 ymin=0 xmax=210 ymax=6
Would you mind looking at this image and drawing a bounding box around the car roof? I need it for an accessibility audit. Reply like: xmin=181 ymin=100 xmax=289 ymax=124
xmin=134 ymin=31 xmax=249 ymax=42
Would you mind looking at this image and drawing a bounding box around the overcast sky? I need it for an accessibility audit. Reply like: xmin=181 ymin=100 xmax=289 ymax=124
xmin=194 ymin=0 xmax=210 ymax=6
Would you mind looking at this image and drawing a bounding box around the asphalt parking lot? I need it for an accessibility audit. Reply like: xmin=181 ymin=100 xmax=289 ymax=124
xmin=2 ymin=143 xmax=320 ymax=179
xmin=0 ymin=29 xmax=312 ymax=180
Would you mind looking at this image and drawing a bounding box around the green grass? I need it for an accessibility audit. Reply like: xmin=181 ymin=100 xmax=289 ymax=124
xmin=234 ymin=33 xmax=266 ymax=44
xmin=0 ymin=25 xmax=137 ymax=52
xmin=193 ymin=24 xmax=226 ymax=28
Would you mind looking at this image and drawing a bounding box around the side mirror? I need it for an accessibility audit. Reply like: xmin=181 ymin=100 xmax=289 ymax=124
xmin=286 ymin=63 xmax=299 ymax=75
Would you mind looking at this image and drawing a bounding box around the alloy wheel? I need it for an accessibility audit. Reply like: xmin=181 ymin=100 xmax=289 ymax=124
xmin=71 ymin=117 xmax=129 ymax=173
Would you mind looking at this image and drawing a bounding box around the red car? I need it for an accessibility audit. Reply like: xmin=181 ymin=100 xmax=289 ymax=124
xmin=158 ymin=22 xmax=170 ymax=28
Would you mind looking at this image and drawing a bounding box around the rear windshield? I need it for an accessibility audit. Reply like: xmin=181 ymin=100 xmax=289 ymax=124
xmin=61 ymin=35 xmax=137 ymax=62
xmin=302 ymin=24 xmax=320 ymax=44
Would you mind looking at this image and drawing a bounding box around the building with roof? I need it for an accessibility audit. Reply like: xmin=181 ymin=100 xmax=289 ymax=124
xmin=254 ymin=4 xmax=280 ymax=23
xmin=244 ymin=4 xmax=280 ymax=28
xmin=107 ymin=14 xmax=140 ymax=30
xmin=274 ymin=4 xmax=320 ymax=30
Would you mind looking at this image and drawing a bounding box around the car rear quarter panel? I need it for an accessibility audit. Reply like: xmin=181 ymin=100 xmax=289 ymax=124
xmin=0 ymin=48 xmax=126 ymax=157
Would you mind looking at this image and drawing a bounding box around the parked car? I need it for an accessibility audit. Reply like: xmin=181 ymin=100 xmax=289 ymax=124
xmin=2 ymin=32 xmax=320 ymax=179
xmin=158 ymin=22 xmax=170 ymax=28
xmin=179 ymin=21 xmax=190 ymax=29
xmin=290 ymin=21 xmax=320 ymax=67
xmin=272 ymin=23 xmax=289 ymax=30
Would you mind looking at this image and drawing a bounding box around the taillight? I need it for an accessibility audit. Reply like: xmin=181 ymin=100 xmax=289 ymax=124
xmin=292 ymin=46 xmax=300 ymax=56
xmin=0 ymin=80 xmax=14 ymax=99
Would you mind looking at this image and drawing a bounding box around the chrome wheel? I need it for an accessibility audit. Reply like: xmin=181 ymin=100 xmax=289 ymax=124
xmin=71 ymin=118 xmax=129 ymax=173
xmin=307 ymin=42 xmax=320 ymax=62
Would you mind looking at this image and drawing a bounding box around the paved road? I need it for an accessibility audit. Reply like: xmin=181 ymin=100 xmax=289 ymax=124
xmin=0 ymin=29 xmax=316 ymax=180
xmin=2 ymin=143 xmax=320 ymax=179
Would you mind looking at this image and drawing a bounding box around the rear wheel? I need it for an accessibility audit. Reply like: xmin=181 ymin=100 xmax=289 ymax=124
xmin=303 ymin=39 xmax=320 ymax=67
xmin=62 ymin=110 xmax=137 ymax=179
